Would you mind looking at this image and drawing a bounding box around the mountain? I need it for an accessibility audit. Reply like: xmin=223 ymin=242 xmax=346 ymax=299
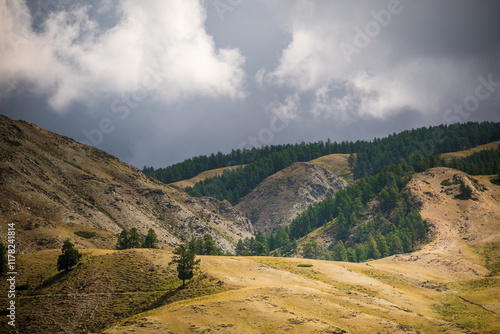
xmin=236 ymin=162 xmax=348 ymax=234
xmin=0 ymin=115 xmax=253 ymax=253
xmin=5 ymin=168 xmax=498 ymax=333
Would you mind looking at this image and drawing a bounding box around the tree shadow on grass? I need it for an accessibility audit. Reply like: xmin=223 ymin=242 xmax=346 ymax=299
xmin=36 ymin=269 xmax=73 ymax=291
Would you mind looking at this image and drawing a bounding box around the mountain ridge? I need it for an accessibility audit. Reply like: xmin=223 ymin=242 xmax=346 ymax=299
xmin=0 ymin=114 xmax=253 ymax=253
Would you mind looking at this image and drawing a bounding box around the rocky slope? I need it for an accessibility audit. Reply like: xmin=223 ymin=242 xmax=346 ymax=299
xmin=236 ymin=162 xmax=348 ymax=234
xmin=387 ymin=167 xmax=500 ymax=280
xmin=0 ymin=115 xmax=253 ymax=253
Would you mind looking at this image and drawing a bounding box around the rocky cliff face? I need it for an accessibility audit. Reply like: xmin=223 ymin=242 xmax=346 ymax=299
xmin=0 ymin=115 xmax=253 ymax=253
xmin=236 ymin=162 xmax=347 ymax=234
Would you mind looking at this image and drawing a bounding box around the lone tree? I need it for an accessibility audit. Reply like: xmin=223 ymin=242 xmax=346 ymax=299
xmin=170 ymin=244 xmax=200 ymax=286
xmin=455 ymin=180 xmax=473 ymax=200
xmin=57 ymin=240 xmax=82 ymax=271
xmin=0 ymin=241 xmax=7 ymax=276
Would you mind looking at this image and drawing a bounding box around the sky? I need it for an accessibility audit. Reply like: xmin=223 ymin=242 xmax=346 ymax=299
xmin=1 ymin=0 xmax=499 ymax=169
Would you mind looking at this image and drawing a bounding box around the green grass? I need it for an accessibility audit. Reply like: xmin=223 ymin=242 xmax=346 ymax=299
xmin=297 ymin=264 xmax=313 ymax=267
xmin=64 ymin=160 xmax=82 ymax=170
xmin=74 ymin=231 xmax=96 ymax=239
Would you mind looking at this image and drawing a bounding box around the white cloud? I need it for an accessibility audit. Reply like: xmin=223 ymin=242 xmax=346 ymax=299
xmin=266 ymin=93 xmax=301 ymax=122
xmin=0 ymin=0 xmax=245 ymax=112
xmin=265 ymin=0 xmax=491 ymax=120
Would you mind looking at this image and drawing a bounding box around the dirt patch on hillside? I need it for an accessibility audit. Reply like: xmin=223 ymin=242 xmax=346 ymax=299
xmin=378 ymin=168 xmax=500 ymax=282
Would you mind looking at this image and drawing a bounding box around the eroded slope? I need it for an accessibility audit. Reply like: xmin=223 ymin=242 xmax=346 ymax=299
xmin=236 ymin=162 xmax=347 ymax=234
xmin=0 ymin=115 xmax=253 ymax=253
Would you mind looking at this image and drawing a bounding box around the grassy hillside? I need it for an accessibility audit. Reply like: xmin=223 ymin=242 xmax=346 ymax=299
xmin=170 ymin=165 xmax=245 ymax=189
xmin=105 ymin=167 xmax=500 ymax=334
xmin=440 ymin=140 xmax=500 ymax=162
xmin=2 ymin=168 xmax=498 ymax=333
xmin=309 ymin=153 xmax=355 ymax=185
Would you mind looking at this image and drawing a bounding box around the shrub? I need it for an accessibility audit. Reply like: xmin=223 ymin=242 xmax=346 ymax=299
xmin=64 ymin=160 xmax=82 ymax=170
xmin=74 ymin=231 xmax=96 ymax=239
xmin=440 ymin=179 xmax=452 ymax=186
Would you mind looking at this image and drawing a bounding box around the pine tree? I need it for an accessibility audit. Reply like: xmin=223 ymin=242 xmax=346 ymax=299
xmin=346 ymin=247 xmax=357 ymax=262
xmin=387 ymin=234 xmax=403 ymax=255
xmin=455 ymin=180 xmax=473 ymax=199
xmin=255 ymin=241 xmax=267 ymax=256
xmin=170 ymin=244 xmax=200 ymax=286
xmin=57 ymin=240 xmax=82 ymax=272
xmin=235 ymin=239 xmax=248 ymax=256
xmin=376 ymin=234 xmax=389 ymax=258
xmin=203 ymin=234 xmax=219 ymax=255
xmin=142 ymin=228 xmax=159 ymax=249
xmin=302 ymin=239 xmax=319 ymax=259
xmin=366 ymin=236 xmax=381 ymax=260
xmin=332 ymin=241 xmax=348 ymax=261
xmin=128 ymin=228 xmax=144 ymax=248
xmin=116 ymin=229 xmax=129 ymax=250
xmin=355 ymin=244 xmax=367 ymax=262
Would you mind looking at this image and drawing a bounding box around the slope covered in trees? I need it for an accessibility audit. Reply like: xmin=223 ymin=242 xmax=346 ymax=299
xmin=181 ymin=122 xmax=500 ymax=205
xmin=265 ymin=143 xmax=500 ymax=262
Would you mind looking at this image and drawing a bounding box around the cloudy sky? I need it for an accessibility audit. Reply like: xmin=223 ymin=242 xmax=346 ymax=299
xmin=1 ymin=0 xmax=499 ymax=168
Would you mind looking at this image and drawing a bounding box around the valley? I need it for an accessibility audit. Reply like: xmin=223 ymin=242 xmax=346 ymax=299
xmin=0 ymin=116 xmax=499 ymax=333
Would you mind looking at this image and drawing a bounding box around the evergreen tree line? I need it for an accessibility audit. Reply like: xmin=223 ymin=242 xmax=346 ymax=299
xmin=145 ymin=141 xmax=358 ymax=184
xmin=184 ymin=122 xmax=500 ymax=205
xmin=445 ymin=144 xmax=500 ymax=175
xmin=352 ymin=122 xmax=500 ymax=179
xmin=147 ymin=122 xmax=500 ymax=186
xmin=116 ymin=227 xmax=159 ymax=249
xmin=187 ymin=234 xmax=227 ymax=256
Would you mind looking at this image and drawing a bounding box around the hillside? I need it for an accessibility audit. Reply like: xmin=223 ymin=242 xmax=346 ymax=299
xmin=97 ymin=169 xmax=500 ymax=333
xmin=440 ymin=140 xmax=500 ymax=162
xmin=0 ymin=159 xmax=500 ymax=333
xmin=309 ymin=153 xmax=355 ymax=185
xmin=170 ymin=165 xmax=245 ymax=189
xmin=0 ymin=115 xmax=253 ymax=253
xmin=5 ymin=168 xmax=497 ymax=333
xmin=236 ymin=162 xmax=347 ymax=234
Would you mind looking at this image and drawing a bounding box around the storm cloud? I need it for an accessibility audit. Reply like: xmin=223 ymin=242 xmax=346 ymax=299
xmin=0 ymin=0 xmax=499 ymax=168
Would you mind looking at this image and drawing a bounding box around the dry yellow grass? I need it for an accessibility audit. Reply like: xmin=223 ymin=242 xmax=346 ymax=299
xmin=170 ymin=165 xmax=245 ymax=189
xmin=440 ymin=140 xmax=500 ymax=162
xmin=3 ymin=163 xmax=499 ymax=333
xmin=309 ymin=153 xmax=355 ymax=184
xmin=102 ymin=168 xmax=500 ymax=334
